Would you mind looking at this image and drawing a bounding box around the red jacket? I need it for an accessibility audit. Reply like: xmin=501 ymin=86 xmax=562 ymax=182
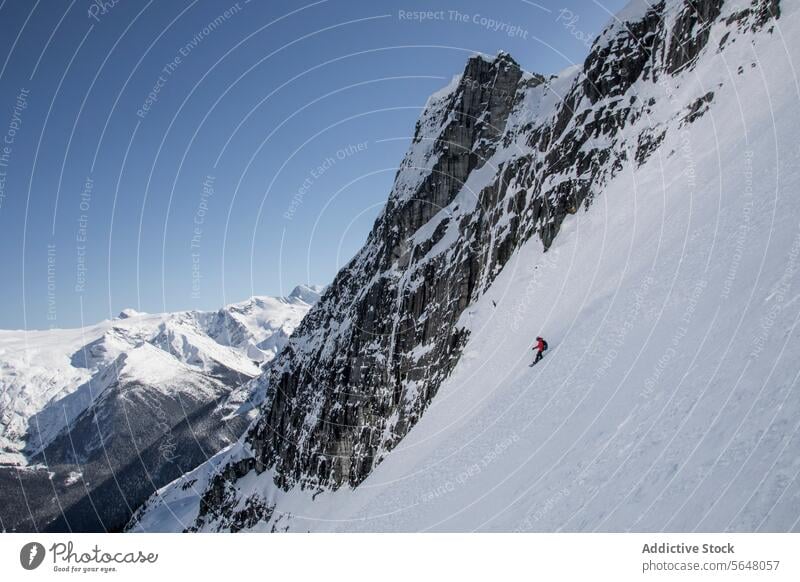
xmin=534 ymin=338 xmax=545 ymax=352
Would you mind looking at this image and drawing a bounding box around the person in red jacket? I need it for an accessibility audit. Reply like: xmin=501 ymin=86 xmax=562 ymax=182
xmin=531 ymin=336 xmax=548 ymax=366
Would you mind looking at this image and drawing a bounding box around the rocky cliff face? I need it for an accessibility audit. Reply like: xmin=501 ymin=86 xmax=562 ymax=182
xmin=129 ymin=0 xmax=782 ymax=532
xmin=246 ymin=52 xmax=527 ymax=494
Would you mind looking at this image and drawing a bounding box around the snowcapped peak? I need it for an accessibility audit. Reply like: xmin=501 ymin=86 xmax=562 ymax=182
xmin=117 ymin=308 xmax=142 ymax=319
xmin=467 ymin=50 xmax=518 ymax=67
xmin=288 ymin=284 xmax=324 ymax=304
xmin=115 ymin=343 xmax=184 ymax=385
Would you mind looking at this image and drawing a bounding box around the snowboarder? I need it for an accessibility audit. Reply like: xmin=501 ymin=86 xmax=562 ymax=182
xmin=531 ymin=336 xmax=548 ymax=366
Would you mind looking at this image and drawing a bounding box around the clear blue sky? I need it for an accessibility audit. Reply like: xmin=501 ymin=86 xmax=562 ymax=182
xmin=0 ymin=0 xmax=626 ymax=329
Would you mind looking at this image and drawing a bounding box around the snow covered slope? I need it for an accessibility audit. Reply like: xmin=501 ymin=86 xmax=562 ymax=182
xmin=0 ymin=286 xmax=319 ymax=531
xmin=129 ymin=0 xmax=799 ymax=532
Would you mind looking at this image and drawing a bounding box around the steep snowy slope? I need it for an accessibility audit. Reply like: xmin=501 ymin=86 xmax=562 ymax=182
xmin=0 ymin=286 xmax=319 ymax=531
xmin=129 ymin=0 xmax=799 ymax=532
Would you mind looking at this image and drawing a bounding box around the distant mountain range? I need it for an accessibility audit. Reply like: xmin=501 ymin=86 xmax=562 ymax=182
xmin=0 ymin=285 xmax=322 ymax=531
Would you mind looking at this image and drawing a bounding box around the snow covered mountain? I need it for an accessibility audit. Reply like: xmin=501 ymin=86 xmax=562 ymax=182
xmin=130 ymin=0 xmax=800 ymax=532
xmin=0 ymin=285 xmax=321 ymax=531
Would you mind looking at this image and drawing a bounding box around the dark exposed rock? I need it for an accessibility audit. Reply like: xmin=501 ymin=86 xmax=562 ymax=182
xmin=726 ymin=0 xmax=781 ymax=31
xmin=665 ymin=0 xmax=724 ymax=75
xmin=683 ymin=91 xmax=715 ymax=125
xmin=636 ymin=128 xmax=668 ymax=166
xmin=584 ymin=1 xmax=665 ymax=102
xmin=191 ymin=458 xmax=265 ymax=532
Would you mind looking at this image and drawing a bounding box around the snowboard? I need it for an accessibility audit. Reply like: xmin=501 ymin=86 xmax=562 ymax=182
xmin=529 ymin=353 xmax=546 ymax=367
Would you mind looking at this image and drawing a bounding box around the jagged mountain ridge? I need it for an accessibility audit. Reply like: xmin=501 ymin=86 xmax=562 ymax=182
xmin=129 ymin=0 xmax=791 ymax=532
xmin=0 ymin=285 xmax=321 ymax=531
